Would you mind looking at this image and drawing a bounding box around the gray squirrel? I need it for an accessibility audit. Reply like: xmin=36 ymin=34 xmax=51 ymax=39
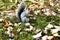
xmin=16 ymin=2 xmax=30 ymax=22
xmin=16 ymin=1 xmax=35 ymax=22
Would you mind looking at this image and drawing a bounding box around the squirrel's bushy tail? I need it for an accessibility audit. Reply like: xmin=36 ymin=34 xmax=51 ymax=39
xmin=16 ymin=2 xmax=26 ymax=19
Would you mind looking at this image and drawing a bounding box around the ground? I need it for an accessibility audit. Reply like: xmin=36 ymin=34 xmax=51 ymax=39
xmin=0 ymin=0 xmax=60 ymax=40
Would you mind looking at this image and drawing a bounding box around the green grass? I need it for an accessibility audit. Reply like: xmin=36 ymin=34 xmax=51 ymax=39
xmin=0 ymin=0 xmax=60 ymax=40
